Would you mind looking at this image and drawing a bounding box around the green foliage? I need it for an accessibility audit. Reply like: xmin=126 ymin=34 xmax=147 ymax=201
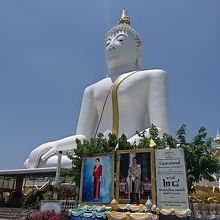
xmin=138 ymin=130 xmax=150 ymax=148
xmin=175 ymin=126 xmax=220 ymax=192
xmin=62 ymin=124 xmax=220 ymax=193
xmin=118 ymin=133 xmax=131 ymax=150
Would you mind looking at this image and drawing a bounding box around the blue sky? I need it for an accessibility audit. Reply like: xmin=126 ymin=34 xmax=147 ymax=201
xmin=0 ymin=1 xmax=219 ymax=169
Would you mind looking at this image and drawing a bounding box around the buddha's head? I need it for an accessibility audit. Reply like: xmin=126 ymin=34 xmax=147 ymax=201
xmin=105 ymin=9 xmax=143 ymax=74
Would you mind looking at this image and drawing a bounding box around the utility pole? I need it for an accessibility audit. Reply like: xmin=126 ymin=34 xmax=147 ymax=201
xmin=54 ymin=151 xmax=62 ymax=200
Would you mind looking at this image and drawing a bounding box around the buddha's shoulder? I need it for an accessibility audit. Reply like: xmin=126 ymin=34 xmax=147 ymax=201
xmin=92 ymin=77 xmax=110 ymax=86
xmin=84 ymin=78 xmax=110 ymax=92
xmin=136 ymin=69 xmax=167 ymax=79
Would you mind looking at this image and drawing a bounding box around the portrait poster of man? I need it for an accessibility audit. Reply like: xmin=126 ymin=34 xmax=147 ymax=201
xmin=116 ymin=149 xmax=156 ymax=204
xmin=80 ymin=154 xmax=114 ymax=204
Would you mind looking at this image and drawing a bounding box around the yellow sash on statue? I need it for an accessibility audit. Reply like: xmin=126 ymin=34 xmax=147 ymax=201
xmin=112 ymin=71 xmax=137 ymax=138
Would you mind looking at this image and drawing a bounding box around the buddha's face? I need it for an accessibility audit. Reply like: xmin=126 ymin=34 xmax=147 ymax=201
xmin=105 ymin=31 xmax=138 ymax=71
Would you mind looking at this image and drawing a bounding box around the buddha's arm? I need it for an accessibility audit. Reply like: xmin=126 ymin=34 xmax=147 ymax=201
xmin=148 ymin=70 xmax=169 ymax=134
xmin=40 ymin=135 xmax=86 ymax=161
xmin=127 ymin=70 xmax=169 ymax=144
xmin=76 ymin=85 xmax=98 ymax=137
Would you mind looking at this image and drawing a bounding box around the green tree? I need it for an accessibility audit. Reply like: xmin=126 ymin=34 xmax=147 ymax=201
xmin=176 ymin=125 xmax=220 ymax=192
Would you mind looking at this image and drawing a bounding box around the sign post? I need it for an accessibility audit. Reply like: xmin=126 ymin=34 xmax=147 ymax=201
xmin=155 ymin=148 xmax=189 ymax=211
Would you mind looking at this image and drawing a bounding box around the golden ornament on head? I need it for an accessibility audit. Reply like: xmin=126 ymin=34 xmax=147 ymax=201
xmin=118 ymin=9 xmax=130 ymax=25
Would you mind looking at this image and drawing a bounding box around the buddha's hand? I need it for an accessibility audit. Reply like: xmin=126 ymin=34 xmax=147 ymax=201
xmin=127 ymin=134 xmax=142 ymax=146
xmin=25 ymin=135 xmax=86 ymax=168
xmin=127 ymin=128 xmax=163 ymax=146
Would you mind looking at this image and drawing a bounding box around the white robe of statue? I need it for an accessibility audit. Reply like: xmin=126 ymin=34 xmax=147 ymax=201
xmin=24 ymin=12 xmax=169 ymax=169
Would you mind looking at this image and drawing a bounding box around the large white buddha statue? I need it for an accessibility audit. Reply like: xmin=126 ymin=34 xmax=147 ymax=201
xmin=24 ymin=10 xmax=169 ymax=169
